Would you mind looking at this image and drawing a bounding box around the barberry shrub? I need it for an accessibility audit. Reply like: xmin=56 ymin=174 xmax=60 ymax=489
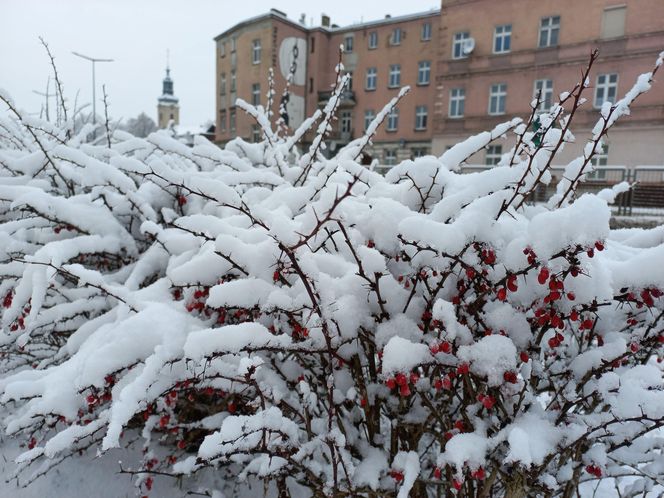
xmin=1 ymin=50 xmax=664 ymax=498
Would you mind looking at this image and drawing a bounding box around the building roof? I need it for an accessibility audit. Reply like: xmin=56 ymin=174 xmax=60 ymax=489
xmin=213 ymin=8 xmax=440 ymax=41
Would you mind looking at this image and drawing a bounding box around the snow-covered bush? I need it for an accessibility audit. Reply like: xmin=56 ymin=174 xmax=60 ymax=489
xmin=1 ymin=51 xmax=664 ymax=497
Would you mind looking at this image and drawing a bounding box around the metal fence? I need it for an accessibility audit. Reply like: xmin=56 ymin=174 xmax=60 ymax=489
xmin=458 ymin=164 xmax=664 ymax=217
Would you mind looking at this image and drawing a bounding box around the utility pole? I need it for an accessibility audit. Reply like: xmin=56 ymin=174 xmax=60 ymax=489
xmin=72 ymin=51 xmax=113 ymax=125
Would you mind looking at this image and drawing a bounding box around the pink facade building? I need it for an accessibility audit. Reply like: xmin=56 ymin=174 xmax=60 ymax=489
xmin=214 ymin=1 xmax=664 ymax=168
xmin=434 ymin=0 xmax=664 ymax=168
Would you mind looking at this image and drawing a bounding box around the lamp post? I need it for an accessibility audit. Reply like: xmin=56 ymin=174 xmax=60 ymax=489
xmin=72 ymin=51 xmax=113 ymax=125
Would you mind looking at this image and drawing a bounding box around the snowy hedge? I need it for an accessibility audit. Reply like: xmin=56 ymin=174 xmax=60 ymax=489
xmin=1 ymin=52 xmax=664 ymax=497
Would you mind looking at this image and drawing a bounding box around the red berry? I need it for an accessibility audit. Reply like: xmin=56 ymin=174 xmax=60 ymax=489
xmin=177 ymin=195 xmax=187 ymax=206
xmin=519 ymin=351 xmax=529 ymax=363
xmin=507 ymin=275 xmax=518 ymax=292
xmin=399 ymin=384 xmax=411 ymax=397
xmin=433 ymin=467 xmax=442 ymax=479
xmin=457 ymin=363 xmax=469 ymax=375
xmin=497 ymin=288 xmax=507 ymax=301
xmin=595 ymin=241 xmax=604 ymax=251
xmin=538 ymin=267 xmax=549 ymax=285
xmin=453 ymin=479 xmax=463 ymax=490
xmin=481 ymin=395 xmax=495 ymax=410
xmin=395 ymin=373 xmax=407 ymax=386
xmin=472 ymin=467 xmax=486 ymax=480
xmin=440 ymin=341 xmax=452 ymax=353
xmin=503 ymin=371 xmax=517 ymax=384
xmin=385 ymin=377 xmax=396 ymax=389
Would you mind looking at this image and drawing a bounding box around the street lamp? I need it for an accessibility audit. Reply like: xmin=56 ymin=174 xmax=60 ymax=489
xmin=72 ymin=51 xmax=113 ymax=125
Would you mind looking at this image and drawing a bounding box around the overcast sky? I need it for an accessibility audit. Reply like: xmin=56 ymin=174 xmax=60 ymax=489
xmin=1 ymin=0 xmax=438 ymax=127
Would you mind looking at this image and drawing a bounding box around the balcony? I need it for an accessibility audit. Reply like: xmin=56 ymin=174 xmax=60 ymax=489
xmin=318 ymin=89 xmax=356 ymax=108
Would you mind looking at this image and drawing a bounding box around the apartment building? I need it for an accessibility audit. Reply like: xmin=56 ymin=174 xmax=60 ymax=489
xmin=215 ymin=2 xmax=663 ymax=169
xmin=214 ymin=8 xmax=441 ymax=164
xmin=434 ymin=0 xmax=664 ymax=168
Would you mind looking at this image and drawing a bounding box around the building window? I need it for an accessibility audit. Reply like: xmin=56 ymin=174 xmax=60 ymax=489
xmin=594 ymin=73 xmax=618 ymax=108
xmin=588 ymin=143 xmax=609 ymax=180
xmin=344 ymin=35 xmax=354 ymax=52
xmin=251 ymin=83 xmax=260 ymax=106
xmin=485 ymin=145 xmax=502 ymax=165
xmin=489 ymin=83 xmax=507 ymax=115
xmin=231 ymin=37 xmax=237 ymax=52
xmin=309 ymin=77 xmax=314 ymax=94
xmin=364 ymin=109 xmax=375 ymax=131
xmin=219 ymin=110 xmax=227 ymax=132
xmin=310 ymin=37 xmax=315 ymax=53
xmin=415 ymin=105 xmax=428 ymax=130
xmin=365 ymin=67 xmax=377 ymax=90
xmin=412 ymin=147 xmax=428 ymax=158
xmin=449 ymin=88 xmax=465 ymax=118
xmin=391 ymin=28 xmax=402 ymax=45
xmin=602 ymin=6 xmax=626 ymax=39
xmin=494 ymin=24 xmax=512 ymax=54
xmin=387 ymin=108 xmax=399 ymax=131
xmin=220 ymin=42 xmax=226 ymax=57
xmin=340 ymin=110 xmax=352 ymax=134
xmin=346 ymin=71 xmax=353 ymax=91
xmin=421 ymin=22 xmax=432 ymax=41
xmin=231 ymin=71 xmax=236 ymax=92
xmin=220 ymin=73 xmax=226 ymax=95
xmin=388 ymin=64 xmax=401 ymax=88
xmin=385 ymin=149 xmax=397 ymax=166
xmin=229 ymin=109 xmax=236 ymax=132
xmin=417 ymin=61 xmax=431 ymax=85
xmin=251 ymin=124 xmax=261 ymax=143
xmin=368 ymin=31 xmax=378 ymax=49
xmin=452 ymin=31 xmax=471 ymax=59
xmin=539 ymin=16 xmax=560 ymax=48
xmin=534 ymin=79 xmax=553 ymax=112
xmin=252 ymin=39 xmax=261 ymax=64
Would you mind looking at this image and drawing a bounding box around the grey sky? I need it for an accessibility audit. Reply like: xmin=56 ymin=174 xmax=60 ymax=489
xmin=1 ymin=0 xmax=438 ymax=127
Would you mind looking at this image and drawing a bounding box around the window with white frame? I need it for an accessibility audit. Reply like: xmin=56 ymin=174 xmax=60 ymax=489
xmin=251 ymin=83 xmax=260 ymax=106
xmin=449 ymin=88 xmax=465 ymax=118
xmin=415 ymin=105 xmax=428 ymax=130
xmin=534 ymin=79 xmax=553 ymax=112
xmin=588 ymin=143 xmax=609 ymax=180
xmin=219 ymin=110 xmax=227 ymax=132
xmin=385 ymin=149 xmax=397 ymax=166
xmin=229 ymin=109 xmax=236 ymax=132
xmin=252 ymin=39 xmax=261 ymax=64
xmin=387 ymin=108 xmax=399 ymax=131
xmin=344 ymin=35 xmax=354 ymax=53
xmin=340 ymin=111 xmax=352 ymax=134
xmin=231 ymin=37 xmax=237 ymax=52
xmin=421 ymin=22 xmax=432 ymax=41
xmin=389 ymin=64 xmax=401 ymax=88
xmin=594 ymin=73 xmax=618 ymax=108
xmin=417 ymin=61 xmax=431 ymax=85
xmin=231 ymin=71 xmax=236 ymax=92
xmin=539 ymin=16 xmax=560 ymax=47
xmin=485 ymin=145 xmax=502 ymax=165
xmin=220 ymin=42 xmax=226 ymax=57
xmin=364 ymin=109 xmax=375 ymax=131
xmin=452 ymin=31 xmax=471 ymax=59
xmin=220 ymin=74 xmax=226 ymax=95
xmin=251 ymin=125 xmax=261 ymax=143
xmin=494 ymin=24 xmax=512 ymax=53
xmin=489 ymin=83 xmax=507 ymax=115
xmin=368 ymin=31 xmax=378 ymax=49
xmin=391 ymin=28 xmax=402 ymax=45
xmin=412 ymin=147 xmax=428 ymax=158
xmin=365 ymin=67 xmax=377 ymax=90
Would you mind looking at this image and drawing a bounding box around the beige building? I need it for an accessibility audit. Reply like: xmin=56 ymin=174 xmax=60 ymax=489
xmin=214 ymin=8 xmax=441 ymax=164
xmin=434 ymin=0 xmax=664 ymax=168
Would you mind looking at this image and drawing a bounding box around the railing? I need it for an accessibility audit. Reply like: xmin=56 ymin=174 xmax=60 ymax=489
xmin=457 ymin=164 xmax=664 ymax=217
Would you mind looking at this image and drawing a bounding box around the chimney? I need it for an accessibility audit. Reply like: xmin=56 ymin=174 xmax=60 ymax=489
xmin=299 ymin=13 xmax=306 ymax=25
xmin=321 ymin=14 xmax=330 ymax=27
xmin=385 ymin=14 xmax=391 ymax=19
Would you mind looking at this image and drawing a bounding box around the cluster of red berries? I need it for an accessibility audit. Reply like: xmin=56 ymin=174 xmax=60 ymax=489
xmin=385 ymin=372 xmax=419 ymax=397
xmin=585 ymin=464 xmax=602 ymax=477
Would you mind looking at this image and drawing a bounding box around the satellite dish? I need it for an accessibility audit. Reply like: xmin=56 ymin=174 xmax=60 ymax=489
xmin=462 ymin=37 xmax=475 ymax=55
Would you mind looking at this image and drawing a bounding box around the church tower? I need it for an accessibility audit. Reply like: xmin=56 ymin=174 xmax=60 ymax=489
xmin=157 ymin=59 xmax=179 ymax=129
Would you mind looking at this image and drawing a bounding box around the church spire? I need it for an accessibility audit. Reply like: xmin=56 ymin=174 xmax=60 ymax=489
xmin=157 ymin=50 xmax=179 ymax=129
